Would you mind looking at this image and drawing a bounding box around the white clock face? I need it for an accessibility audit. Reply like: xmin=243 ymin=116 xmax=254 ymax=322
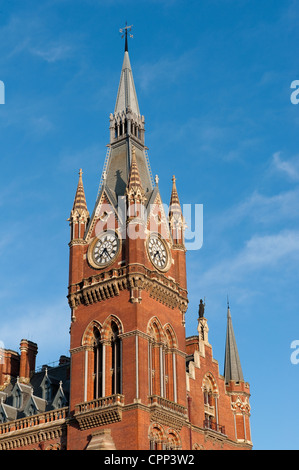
xmin=148 ymin=236 xmax=169 ymax=270
xmin=92 ymin=232 xmax=119 ymax=267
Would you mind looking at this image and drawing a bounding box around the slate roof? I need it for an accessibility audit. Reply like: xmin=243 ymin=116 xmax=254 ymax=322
xmin=0 ymin=359 xmax=70 ymax=423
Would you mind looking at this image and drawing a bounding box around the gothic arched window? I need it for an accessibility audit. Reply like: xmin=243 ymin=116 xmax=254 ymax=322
xmin=148 ymin=321 xmax=161 ymax=397
xmin=202 ymin=374 xmax=219 ymax=430
xmin=110 ymin=321 xmax=121 ymax=395
xmin=93 ymin=327 xmax=103 ymax=400
xmin=164 ymin=327 xmax=177 ymax=403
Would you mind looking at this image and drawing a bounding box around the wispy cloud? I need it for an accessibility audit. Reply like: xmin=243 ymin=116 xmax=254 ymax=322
xmin=200 ymin=229 xmax=299 ymax=290
xmin=136 ymin=46 xmax=200 ymax=91
xmin=29 ymin=43 xmax=73 ymax=63
xmin=216 ymin=187 xmax=299 ymax=231
xmin=272 ymin=152 xmax=299 ymax=182
xmin=0 ymin=13 xmax=74 ymax=64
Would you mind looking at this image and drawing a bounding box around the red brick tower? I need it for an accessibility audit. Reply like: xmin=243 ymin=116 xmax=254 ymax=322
xmin=0 ymin=34 xmax=252 ymax=452
xmin=66 ymin=40 xmax=189 ymax=451
xmin=66 ymin=38 xmax=252 ymax=451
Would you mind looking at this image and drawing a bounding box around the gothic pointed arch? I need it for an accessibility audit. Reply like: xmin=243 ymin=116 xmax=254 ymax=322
xmin=163 ymin=323 xmax=178 ymax=349
xmin=202 ymin=372 xmax=219 ymax=396
xmin=81 ymin=320 xmax=102 ymax=347
xmin=147 ymin=317 xmax=164 ymax=343
xmin=102 ymin=314 xmax=124 ymax=341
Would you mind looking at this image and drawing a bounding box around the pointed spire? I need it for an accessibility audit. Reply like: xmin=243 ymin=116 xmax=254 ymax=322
xmin=127 ymin=147 xmax=142 ymax=189
xmin=169 ymin=176 xmax=185 ymax=246
xmin=126 ymin=147 xmax=145 ymax=204
xmin=169 ymin=175 xmax=182 ymax=216
xmin=71 ymin=169 xmax=89 ymax=217
xmin=114 ymin=48 xmax=140 ymax=116
xmin=224 ymin=305 xmax=244 ymax=384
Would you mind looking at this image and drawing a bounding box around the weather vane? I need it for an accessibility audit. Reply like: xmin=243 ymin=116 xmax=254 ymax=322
xmin=119 ymin=22 xmax=133 ymax=52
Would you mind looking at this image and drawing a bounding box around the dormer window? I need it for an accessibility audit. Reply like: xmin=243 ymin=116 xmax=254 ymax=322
xmin=27 ymin=403 xmax=36 ymax=416
xmin=0 ymin=411 xmax=6 ymax=423
xmin=13 ymin=388 xmax=22 ymax=408
xmin=44 ymin=380 xmax=51 ymax=401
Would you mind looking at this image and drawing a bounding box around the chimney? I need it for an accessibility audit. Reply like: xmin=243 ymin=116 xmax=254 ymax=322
xmin=0 ymin=348 xmax=20 ymax=389
xmin=19 ymin=339 xmax=38 ymax=383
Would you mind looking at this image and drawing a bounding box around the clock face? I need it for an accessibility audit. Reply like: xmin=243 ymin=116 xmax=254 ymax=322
xmin=148 ymin=235 xmax=169 ymax=271
xmin=91 ymin=231 xmax=120 ymax=267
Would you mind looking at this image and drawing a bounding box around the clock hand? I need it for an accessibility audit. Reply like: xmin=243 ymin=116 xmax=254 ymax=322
xmin=101 ymin=247 xmax=110 ymax=258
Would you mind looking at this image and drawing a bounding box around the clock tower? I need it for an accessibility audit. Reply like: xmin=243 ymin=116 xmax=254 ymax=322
xmin=0 ymin=29 xmax=252 ymax=452
xmin=66 ymin=40 xmax=189 ymax=450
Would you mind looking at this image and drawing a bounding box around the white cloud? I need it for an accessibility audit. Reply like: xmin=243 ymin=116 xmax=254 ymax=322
xmin=136 ymin=46 xmax=199 ymax=91
xmin=272 ymin=152 xmax=299 ymax=182
xmin=239 ymin=230 xmax=299 ymax=268
xmin=29 ymin=43 xmax=73 ymax=63
xmin=201 ymin=229 xmax=299 ymax=287
xmin=0 ymin=14 xmax=74 ymax=65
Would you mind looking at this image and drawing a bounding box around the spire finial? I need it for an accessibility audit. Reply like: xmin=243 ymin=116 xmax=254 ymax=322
xmin=119 ymin=22 xmax=133 ymax=52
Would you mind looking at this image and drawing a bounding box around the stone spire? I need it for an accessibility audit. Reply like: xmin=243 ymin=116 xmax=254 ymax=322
xmin=71 ymin=169 xmax=89 ymax=218
xmin=69 ymin=169 xmax=89 ymax=241
xmin=126 ymin=146 xmax=145 ymax=205
xmin=169 ymin=176 xmax=185 ymax=246
xmin=101 ymin=45 xmax=152 ymax=204
xmin=224 ymin=305 xmax=244 ymax=384
xmin=169 ymin=175 xmax=182 ymax=216
xmin=114 ymin=48 xmax=140 ymax=117
xmin=127 ymin=147 xmax=142 ymax=186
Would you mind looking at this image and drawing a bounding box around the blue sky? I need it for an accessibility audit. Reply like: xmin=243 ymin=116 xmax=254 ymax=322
xmin=0 ymin=0 xmax=299 ymax=450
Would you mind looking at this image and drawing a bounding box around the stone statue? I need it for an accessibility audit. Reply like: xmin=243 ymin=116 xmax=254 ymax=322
xmin=198 ymin=299 xmax=205 ymax=318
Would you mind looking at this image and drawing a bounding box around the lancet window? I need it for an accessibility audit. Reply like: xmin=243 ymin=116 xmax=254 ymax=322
xmin=148 ymin=319 xmax=177 ymax=402
xmin=82 ymin=317 xmax=123 ymax=401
